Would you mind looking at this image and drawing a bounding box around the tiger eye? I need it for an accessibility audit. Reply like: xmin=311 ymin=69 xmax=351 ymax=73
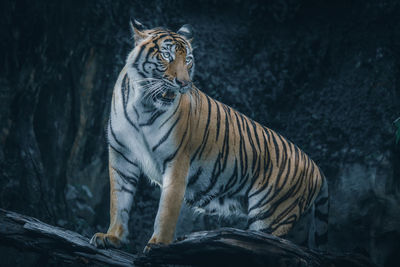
xmin=161 ymin=52 xmax=171 ymax=61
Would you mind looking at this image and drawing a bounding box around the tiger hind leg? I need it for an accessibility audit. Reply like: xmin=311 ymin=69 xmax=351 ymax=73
xmin=246 ymin=201 xmax=298 ymax=238
xmin=247 ymin=213 xmax=296 ymax=238
xmin=308 ymin=177 xmax=329 ymax=251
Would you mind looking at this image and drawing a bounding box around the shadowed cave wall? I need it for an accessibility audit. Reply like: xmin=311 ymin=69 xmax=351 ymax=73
xmin=0 ymin=0 xmax=399 ymax=266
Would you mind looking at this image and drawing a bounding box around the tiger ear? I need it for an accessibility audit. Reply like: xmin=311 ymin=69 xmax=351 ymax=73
xmin=130 ymin=19 xmax=148 ymax=45
xmin=177 ymin=24 xmax=193 ymax=43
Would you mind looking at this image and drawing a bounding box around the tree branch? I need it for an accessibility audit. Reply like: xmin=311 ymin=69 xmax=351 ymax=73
xmin=0 ymin=208 xmax=136 ymax=266
xmin=139 ymin=228 xmax=376 ymax=267
xmin=0 ymin=208 xmax=375 ymax=267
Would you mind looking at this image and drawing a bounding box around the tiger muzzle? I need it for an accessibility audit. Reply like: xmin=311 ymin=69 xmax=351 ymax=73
xmin=179 ymin=82 xmax=193 ymax=94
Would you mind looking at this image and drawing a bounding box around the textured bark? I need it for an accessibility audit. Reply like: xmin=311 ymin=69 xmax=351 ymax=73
xmin=0 ymin=209 xmax=375 ymax=267
xmin=0 ymin=209 xmax=136 ymax=266
xmin=140 ymin=229 xmax=376 ymax=267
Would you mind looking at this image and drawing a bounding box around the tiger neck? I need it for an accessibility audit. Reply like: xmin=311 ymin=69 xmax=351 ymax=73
xmin=125 ymin=76 xmax=183 ymax=128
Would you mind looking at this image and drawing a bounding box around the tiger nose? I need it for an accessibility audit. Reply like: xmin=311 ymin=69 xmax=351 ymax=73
xmin=175 ymin=78 xmax=190 ymax=87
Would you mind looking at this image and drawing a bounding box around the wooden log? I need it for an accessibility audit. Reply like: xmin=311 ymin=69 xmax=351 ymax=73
xmin=139 ymin=228 xmax=376 ymax=267
xmin=0 ymin=208 xmax=136 ymax=266
xmin=0 ymin=208 xmax=375 ymax=267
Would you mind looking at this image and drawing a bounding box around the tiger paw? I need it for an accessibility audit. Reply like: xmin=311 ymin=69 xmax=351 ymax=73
xmin=143 ymin=235 xmax=157 ymax=254
xmin=90 ymin=232 xmax=122 ymax=248
xmin=143 ymin=235 xmax=167 ymax=254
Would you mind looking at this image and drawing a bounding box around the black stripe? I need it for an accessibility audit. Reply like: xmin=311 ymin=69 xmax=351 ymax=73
xmin=116 ymin=186 xmax=135 ymax=195
xmin=270 ymin=132 xmax=280 ymax=166
xmin=214 ymin=99 xmax=221 ymax=141
xmin=120 ymin=75 xmax=139 ymax=132
xmin=197 ymin=131 xmax=211 ymax=160
xmin=253 ymin=157 xmax=306 ymax=217
xmin=197 ymin=96 xmax=213 ymax=159
xmin=162 ymin=115 xmax=189 ymax=172
xmin=139 ymin=110 xmax=166 ymax=127
xmin=204 ymin=95 xmax=212 ymax=135
xmin=251 ymin=120 xmax=261 ymax=152
xmin=270 ymin=197 xmax=299 ymax=226
xmin=109 ymin=144 xmax=138 ymax=167
xmin=273 ymin=134 xmax=289 ymax=190
xmin=152 ymin=112 xmax=181 ymax=151
xmin=187 ymin=167 xmax=203 ymax=186
xmin=109 ymin=118 xmax=126 ymax=150
xmin=228 ymin=173 xmax=250 ymax=197
xmin=305 ymin=161 xmax=317 ymax=208
xmin=220 ymin=106 xmax=230 ymax=170
xmin=234 ymin=113 xmax=246 ymax=179
xmin=248 ymin=155 xmax=290 ymax=213
xmin=190 ymin=96 xmax=212 ymax=163
xmin=291 ymin=145 xmax=300 ymax=185
xmin=189 ymin=153 xmax=223 ymax=205
xmin=113 ymin=166 xmax=139 ymax=181
xmin=243 ymin=117 xmax=257 ymax=171
xmin=142 ymin=107 xmax=157 ymax=113
xmin=269 ymin=214 xmax=297 ymax=234
xmin=112 ymin=167 xmax=138 ymax=187
xmin=133 ymin=106 xmax=140 ymax=119
xmin=159 ymin=99 xmax=181 ymax=128
xmin=221 ymin=159 xmax=239 ymax=194
xmin=238 ymin=115 xmax=248 ymax=179
xmin=248 ymin=129 xmax=273 ymax=198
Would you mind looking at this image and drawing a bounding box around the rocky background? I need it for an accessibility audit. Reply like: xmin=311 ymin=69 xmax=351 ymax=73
xmin=0 ymin=0 xmax=399 ymax=266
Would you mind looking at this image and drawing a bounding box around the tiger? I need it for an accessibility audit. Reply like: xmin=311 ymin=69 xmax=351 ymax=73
xmin=90 ymin=20 xmax=329 ymax=252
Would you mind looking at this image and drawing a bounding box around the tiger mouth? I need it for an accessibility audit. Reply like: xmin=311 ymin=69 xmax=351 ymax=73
xmin=156 ymin=89 xmax=176 ymax=103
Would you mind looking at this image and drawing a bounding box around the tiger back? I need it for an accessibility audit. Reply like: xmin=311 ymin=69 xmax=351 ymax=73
xmin=90 ymin=20 xmax=329 ymax=252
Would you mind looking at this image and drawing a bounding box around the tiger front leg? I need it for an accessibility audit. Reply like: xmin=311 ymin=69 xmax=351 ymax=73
xmin=144 ymin=157 xmax=189 ymax=253
xmin=90 ymin=152 xmax=140 ymax=248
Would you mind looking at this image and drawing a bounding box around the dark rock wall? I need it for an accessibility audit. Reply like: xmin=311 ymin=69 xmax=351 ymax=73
xmin=0 ymin=0 xmax=399 ymax=266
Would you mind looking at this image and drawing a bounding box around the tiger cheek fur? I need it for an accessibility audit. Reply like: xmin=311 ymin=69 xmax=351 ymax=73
xmin=90 ymin=22 xmax=329 ymax=252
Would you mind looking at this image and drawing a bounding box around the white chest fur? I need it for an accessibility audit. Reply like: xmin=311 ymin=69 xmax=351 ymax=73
xmin=109 ymin=72 xmax=180 ymax=186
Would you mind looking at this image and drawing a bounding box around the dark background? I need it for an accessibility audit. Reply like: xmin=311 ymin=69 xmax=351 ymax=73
xmin=1 ymin=0 xmax=399 ymax=266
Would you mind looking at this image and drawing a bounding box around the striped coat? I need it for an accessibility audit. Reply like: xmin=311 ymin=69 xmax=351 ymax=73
xmin=90 ymin=22 xmax=329 ymax=252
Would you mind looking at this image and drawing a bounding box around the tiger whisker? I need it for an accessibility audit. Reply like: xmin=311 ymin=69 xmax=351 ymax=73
xmin=147 ymin=86 xmax=165 ymax=100
xmin=133 ymin=81 xmax=159 ymax=88
xmin=132 ymin=77 xmax=160 ymax=82
xmin=142 ymin=83 xmax=164 ymax=101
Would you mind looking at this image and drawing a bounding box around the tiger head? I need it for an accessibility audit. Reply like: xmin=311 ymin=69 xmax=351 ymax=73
xmin=126 ymin=20 xmax=194 ymax=108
